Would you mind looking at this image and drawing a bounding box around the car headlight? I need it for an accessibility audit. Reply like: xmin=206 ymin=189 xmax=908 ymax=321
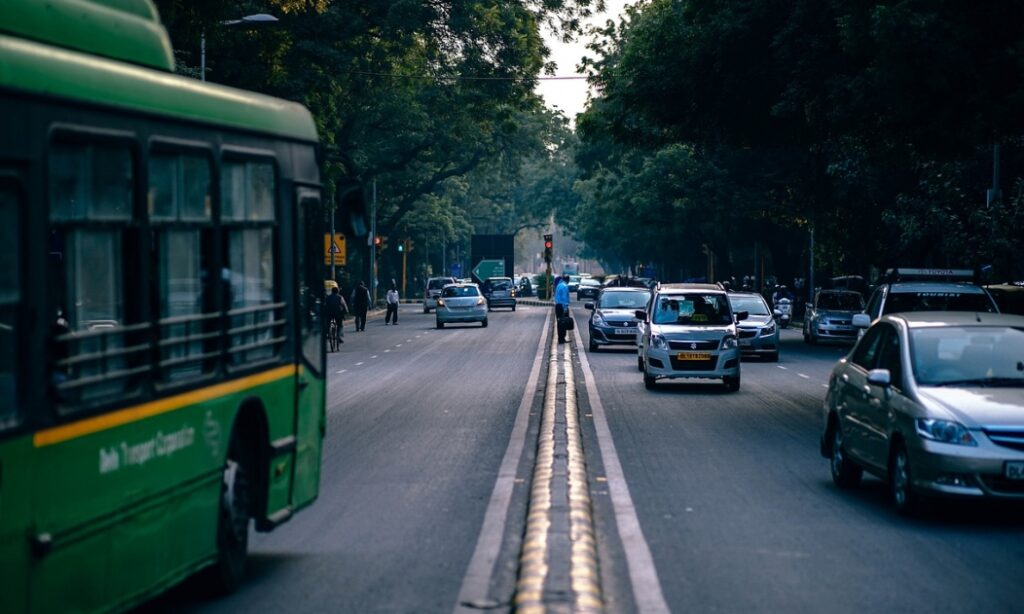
xmin=593 ymin=312 xmax=608 ymax=327
xmin=915 ymin=419 xmax=977 ymax=446
xmin=761 ymin=323 xmax=776 ymax=336
xmin=651 ymin=334 xmax=668 ymax=350
xmin=721 ymin=335 xmax=738 ymax=350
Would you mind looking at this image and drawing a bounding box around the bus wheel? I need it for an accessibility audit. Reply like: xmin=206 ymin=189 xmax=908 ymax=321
xmin=205 ymin=430 xmax=252 ymax=593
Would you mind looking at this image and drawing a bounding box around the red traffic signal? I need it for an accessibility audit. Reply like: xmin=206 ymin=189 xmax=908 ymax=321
xmin=374 ymin=236 xmax=382 ymax=246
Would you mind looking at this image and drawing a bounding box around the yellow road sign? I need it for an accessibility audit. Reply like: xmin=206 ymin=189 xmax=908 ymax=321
xmin=324 ymin=233 xmax=346 ymax=266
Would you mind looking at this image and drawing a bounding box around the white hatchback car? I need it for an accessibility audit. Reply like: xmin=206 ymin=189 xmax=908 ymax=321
xmin=636 ymin=284 xmax=747 ymax=391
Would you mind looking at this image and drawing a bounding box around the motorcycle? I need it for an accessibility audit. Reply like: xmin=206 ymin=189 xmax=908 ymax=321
xmin=774 ymin=297 xmax=793 ymax=329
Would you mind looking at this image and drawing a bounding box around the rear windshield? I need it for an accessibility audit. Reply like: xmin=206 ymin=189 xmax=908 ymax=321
xmin=883 ymin=291 xmax=996 ymax=315
xmin=653 ymin=293 xmax=731 ymax=325
xmin=818 ymin=292 xmax=864 ymax=311
xmin=428 ymin=278 xmax=453 ymax=290
xmin=728 ymin=296 xmax=770 ymax=316
xmin=911 ymin=326 xmax=1024 ymax=386
xmin=489 ymin=279 xmax=512 ymax=290
xmin=598 ymin=291 xmax=650 ymax=310
xmin=442 ymin=286 xmax=479 ymax=298
xmin=988 ymin=288 xmax=1024 ymax=316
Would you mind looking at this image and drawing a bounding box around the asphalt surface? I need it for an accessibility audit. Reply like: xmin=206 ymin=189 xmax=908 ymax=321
xmin=150 ymin=301 xmax=1024 ymax=613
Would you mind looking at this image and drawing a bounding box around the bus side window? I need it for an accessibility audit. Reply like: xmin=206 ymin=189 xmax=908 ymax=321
xmin=221 ymin=159 xmax=282 ymax=366
xmin=149 ymin=151 xmax=217 ymax=382
xmin=0 ymin=186 xmax=19 ymax=427
xmin=48 ymin=141 xmax=142 ymax=409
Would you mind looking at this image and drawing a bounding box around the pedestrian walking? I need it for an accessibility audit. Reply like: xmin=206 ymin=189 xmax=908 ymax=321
xmin=351 ymin=281 xmax=370 ymax=332
xmin=554 ymin=274 xmax=571 ymax=343
xmin=385 ymin=285 xmax=400 ymax=325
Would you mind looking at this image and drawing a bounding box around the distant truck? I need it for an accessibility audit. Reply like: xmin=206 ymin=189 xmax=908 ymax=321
xmin=562 ymin=262 xmax=579 ymax=276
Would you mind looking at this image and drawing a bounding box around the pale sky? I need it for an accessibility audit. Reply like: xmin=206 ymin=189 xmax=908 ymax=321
xmin=536 ymin=1 xmax=632 ymax=122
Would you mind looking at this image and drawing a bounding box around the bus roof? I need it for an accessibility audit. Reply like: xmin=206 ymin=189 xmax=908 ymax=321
xmin=0 ymin=0 xmax=174 ymax=72
xmin=0 ymin=34 xmax=318 ymax=143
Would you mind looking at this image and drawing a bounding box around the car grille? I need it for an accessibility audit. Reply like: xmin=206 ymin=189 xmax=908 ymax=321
xmin=737 ymin=329 xmax=758 ymax=339
xmin=828 ymin=319 xmax=852 ymax=326
xmin=980 ymin=475 xmax=1024 ymax=495
xmin=983 ymin=429 xmax=1024 ymax=453
xmin=668 ymin=340 xmax=718 ymax=351
xmin=606 ymin=321 xmax=635 ymax=328
xmin=669 ymin=357 xmax=718 ymax=371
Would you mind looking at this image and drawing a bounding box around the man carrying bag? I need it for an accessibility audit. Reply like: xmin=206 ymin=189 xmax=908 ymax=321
xmin=554 ymin=275 xmax=572 ymax=343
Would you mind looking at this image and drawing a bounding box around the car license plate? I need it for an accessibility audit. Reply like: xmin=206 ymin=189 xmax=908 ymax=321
xmin=677 ymin=352 xmax=711 ymax=361
xmin=1005 ymin=461 xmax=1024 ymax=480
xmin=615 ymin=328 xmax=634 ymax=335
xmin=739 ymin=340 xmax=752 ymax=347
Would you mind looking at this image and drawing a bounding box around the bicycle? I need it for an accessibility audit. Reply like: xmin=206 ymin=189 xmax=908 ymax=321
xmin=328 ymin=318 xmax=339 ymax=352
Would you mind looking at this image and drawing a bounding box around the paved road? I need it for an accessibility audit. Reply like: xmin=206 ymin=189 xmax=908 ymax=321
xmin=152 ymin=302 xmax=1024 ymax=613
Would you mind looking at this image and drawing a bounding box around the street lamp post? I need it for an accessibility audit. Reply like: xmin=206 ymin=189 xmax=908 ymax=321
xmin=200 ymin=13 xmax=279 ymax=82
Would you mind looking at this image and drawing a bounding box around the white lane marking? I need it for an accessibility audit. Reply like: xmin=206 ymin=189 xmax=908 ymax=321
xmin=454 ymin=310 xmax=551 ymax=614
xmin=355 ymin=362 xmax=364 ymax=366
xmin=384 ymin=349 xmax=391 ymax=353
xmin=822 ymin=384 xmax=830 ymax=389
xmin=777 ymin=366 xmax=788 ymax=370
xmin=336 ymin=370 xmax=347 ymax=374
xmin=574 ymin=330 xmax=671 ymax=613
xmin=396 ymin=344 xmax=403 ymax=348
xmin=798 ymin=373 xmax=811 ymax=379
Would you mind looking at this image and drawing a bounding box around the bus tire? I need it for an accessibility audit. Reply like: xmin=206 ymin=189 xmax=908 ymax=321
xmin=204 ymin=427 xmax=253 ymax=594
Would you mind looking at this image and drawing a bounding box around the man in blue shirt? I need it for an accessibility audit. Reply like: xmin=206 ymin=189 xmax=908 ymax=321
xmin=554 ymin=275 xmax=571 ymax=343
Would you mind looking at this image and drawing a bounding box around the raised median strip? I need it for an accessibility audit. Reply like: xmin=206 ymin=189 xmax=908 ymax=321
xmin=514 ymin=322 xmax=603 ymax=613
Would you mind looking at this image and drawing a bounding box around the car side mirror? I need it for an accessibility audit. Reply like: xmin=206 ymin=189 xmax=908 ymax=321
xmin=867 ymin=368 xmax=891 ymax=388
xmin=852 ymin=313 xmax=871 ymax=329
xmin=634 ymin=310 xmax=647 ymax=322
xmin=735 ymin=310 xmax=749 ymax=322
xmin=585 ymin=302 xmax=595 ymax=310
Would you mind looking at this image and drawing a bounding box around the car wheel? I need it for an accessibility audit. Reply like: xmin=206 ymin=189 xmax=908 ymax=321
xmin=481 ymin=318 xmax=488 ymax=328
xmin=637 ymin=356 xmax=644 ymax=372
xmin=890 ymin=441 xmax=923 ymax=516
xmin=808 ymin=333 xmax=817 ymax=345
xmin=436 ymin=321 xmax=444 ymax=329
xmin=723 ymin=375 xmax=740 ymax=392
xmin=423 ymin=305 xmax=429 ymax=314
xmin=829 ymin=423 xmax=863 ymax=488
xmin=768 ymin=352 xmax=779 ymax=363
xmin=589 ymin=339 xmax=598 ymax=352
xmin=643 ymin=372 xmax=656 ymax=389
xmin=512 ymin=305 xmax=517 ymax=312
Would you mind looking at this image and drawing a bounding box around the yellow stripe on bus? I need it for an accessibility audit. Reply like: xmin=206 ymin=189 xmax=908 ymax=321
xmin=34 ymin=365 xmax=298 ymax=447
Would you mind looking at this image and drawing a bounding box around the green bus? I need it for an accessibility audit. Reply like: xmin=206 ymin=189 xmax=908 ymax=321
xmin=0 ymin=1 xmax=327 ymax=611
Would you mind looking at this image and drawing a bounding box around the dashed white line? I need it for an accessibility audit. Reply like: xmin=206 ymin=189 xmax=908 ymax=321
xmin=397 ymin=344 xmax=403 ymax=347
xmin=371 ymin=355 xmax=379 ymax=359
xmin=822 ymin=384 xmax=830 ymax=389
xmin=384 ymin=349 xmax=391 ymax=353
xmin=336 ymin=369 xmax=347 ymax=374
xmin=355 ymin=362 xmax=364 ymax=366
xmin=798 ymin=373 xmax=811 ymax=379
xmin=777 ymin=366 xmax=788 ymax=370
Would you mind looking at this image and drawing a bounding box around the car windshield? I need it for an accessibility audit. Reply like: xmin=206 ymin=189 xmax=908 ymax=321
xmin=652 ymin=293 xmax=731 ymax=325
xmin=570 ymin=276 xmax=581 ymax=283
xmin=817 ymin=293 xmax=864 ymax=310
xmin=489 ymin=279 xmax=512 ymax=290
xmin=581 ymin=279 xmax=601 ymax=287
xmin=442 ymin=286 xmax=479 ymax=298
xmin=729 ymin=296 xmax=770 ymax=316
xmin=912 ymin=326 xmax=1024 ymax=386
xmin=428 ymin=279 xmax=452 ymax=290
xmin=883 ymin=291 xmax=995 ymax=315
xmin=598 ymin=291 xmax=650 ymax=309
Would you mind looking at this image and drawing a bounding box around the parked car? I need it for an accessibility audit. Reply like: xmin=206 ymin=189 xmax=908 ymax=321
xmin=727 ymin=292 xmax=779 ymax=361
xmin=484 ymin=276 xmax=517 ymax=311
xmin=435 ymin=283 xmax=488 ymax=328
xmin=585 ymin=287 xmax=650 ymax=352
xmin=423 ymin=276 xmax=457 ymax=313
xmin=821 ymin=311 xmax=1024 ymax=514
xmin=804 ymin=290 xmax=864 ymax=345
xmin=576 ymin=278 xmax=602 ymax=301
xmin=636 ymin=283 xmax=746 ymax=391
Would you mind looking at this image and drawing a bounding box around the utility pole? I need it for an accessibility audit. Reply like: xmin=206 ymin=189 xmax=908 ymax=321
xmin=401 ymin=239 xmax=408 ymax=298
xmin=330 ymin=206 xmax=337 ymax=282
xmin=809 ymin=221 xmax=815 ymax=306
xmin=370 ymin=179 xmax=377 ymax=304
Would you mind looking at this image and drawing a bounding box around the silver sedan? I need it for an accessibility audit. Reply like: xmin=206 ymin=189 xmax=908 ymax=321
xmin=435 ymin=284 xmax=488 ymax=328
xmin=821 ymin=311 xmax=1024 ymax=515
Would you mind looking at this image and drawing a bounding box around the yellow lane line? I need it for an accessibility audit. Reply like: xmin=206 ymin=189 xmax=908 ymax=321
xmin=34 ymin=364 xmax=297 ymax=447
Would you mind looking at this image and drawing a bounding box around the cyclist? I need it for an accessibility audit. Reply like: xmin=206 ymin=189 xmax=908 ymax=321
xmin=325 ymin=286 xmax=347 ymax=348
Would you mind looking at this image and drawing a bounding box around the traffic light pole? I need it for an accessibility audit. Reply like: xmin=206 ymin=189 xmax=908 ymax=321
xmin=370 ymin=180 xmax=377 ymax=304
xmin=401 ymin=241 xmax=407 ymax=299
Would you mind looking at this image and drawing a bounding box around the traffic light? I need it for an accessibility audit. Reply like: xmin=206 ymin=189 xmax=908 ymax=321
xmin=543 ymin=234 xmax=553 ymax=263
xmin=380 ymin=235 xmax=388 ymax=251
xmin=398 ymin=240 xmax=404 ymax=252
xmin=374 ymin=235 xmax=382 ymax=250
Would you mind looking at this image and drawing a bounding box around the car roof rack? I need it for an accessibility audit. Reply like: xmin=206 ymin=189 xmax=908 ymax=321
xmin=883 ymin=268 xmax=977 ymax=283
